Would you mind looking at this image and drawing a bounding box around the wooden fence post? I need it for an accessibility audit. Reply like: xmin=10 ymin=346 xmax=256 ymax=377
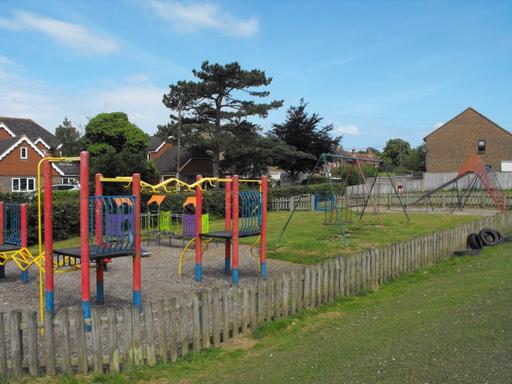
xmin=201 ymin=291 xmax=210 ymax=349
xmin=169 ymin=298 xmax=178 ymax=362
xmin=0 ymin=313 xmax=7 ymax=375
xmin=75 ymin=310 xmax=88 ymax=374
xmin=212 ymin=290 xmax=221 ymax=347
xmin=10 ymin=311 xmax=23 ymax=378
xmin=27 ymin=311 xmax=39 ymax=376
xmin=59 ymin=309 xmax=72 ymax=374
xmin=91 ymin=309 xmax=103 ymax=374
xmin=107 ymin=308 xmax=120 ymax=372
xmin=192 ymin=293 xmax=201 ymax=352
xmin=144 ymin=303 xmax=157 ymax=367
xmin=44 ymin=311 xmax=56 ymax=376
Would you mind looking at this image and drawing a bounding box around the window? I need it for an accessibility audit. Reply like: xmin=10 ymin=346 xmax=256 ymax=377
xmin=477 ymin=140 xmax=486 ymax=153
xmin=20 ymin=147 xmax=28 ymax=159
xmin=11 ymin=177 xmax=36 ymax=192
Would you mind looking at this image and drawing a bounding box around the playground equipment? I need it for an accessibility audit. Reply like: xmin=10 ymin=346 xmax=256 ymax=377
xmin=411 ymin=155 xmax=506 ymax=212
xmin=79 ymin=174 xmax=268 ymax=285
xmin=186 ymin=175 xmax=267 ymax=284
xmin=142 ymin=195 xmax=209 ymax=246
xmin=41 ymin=152 xmax=142 ymax=323
xmin=278 ymin=152 xmax=409 ymax=247
xmin=0 ymin=202 xmax=38 ymax=283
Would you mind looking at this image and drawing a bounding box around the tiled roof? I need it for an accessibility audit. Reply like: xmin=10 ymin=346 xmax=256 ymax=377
xmin=154 ymin=146 xmax=212 ymax=175
xmin=0 ymin=117 xmax=60 ymax=148
xmin=0 ymin=137 xmax=19 ymax=155
xmin=335 ymin=149 xmax=380 ymax=162
xmin=54 ymin=162 xmax=79 ymax=175
xmin=147 ymin=135 xmax=164 ymax=152
xmin=423 ymin=107 xmax=512 ymax=140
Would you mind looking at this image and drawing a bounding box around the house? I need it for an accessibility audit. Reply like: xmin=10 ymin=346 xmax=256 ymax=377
xmin=329 ymin=148 xmax=381 ymax=168
xmin=423 ymin=108 xmax=512 ymax=172
xmin=0 ymin=117 xmax=78 ymax=193
xmin=147 ymin=136 xmax=213 ymax=183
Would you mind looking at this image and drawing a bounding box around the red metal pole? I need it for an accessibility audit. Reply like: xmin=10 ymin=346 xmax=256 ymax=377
xmin=95 ymin=173 xmax=104 ymax=304
xmin=224 ymin=176 xmax=232 ymax=273
xmin=0 ymin=201 xmax=3 ymax=278
xmin=132 ymin=173 xmax=142 ymax=309
xmin=44 ymin=156 xmax=54 ymax=313
xmin=0 ymin=201 xmax=3 ymax=245
xmin=20 ymin=203 xmax=29 ymax=283
xmin=80 ymin=151 xmax=91 ymax=321
xmin=232 ymin=175 xmax=239 ymax=285
xmin=194 ymin=175 xmax=202 ymax=282
xmin=260 ymin=176 xmax=268 ymax=279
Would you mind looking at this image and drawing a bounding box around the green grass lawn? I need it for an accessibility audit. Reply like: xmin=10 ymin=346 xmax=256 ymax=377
xmin=43 ymin=211 xmax=480 ymax=265
xmin=38 ymin=239 xmax=511 ymax=384
xmin=250 ymin=210 xmax=479 ymax=264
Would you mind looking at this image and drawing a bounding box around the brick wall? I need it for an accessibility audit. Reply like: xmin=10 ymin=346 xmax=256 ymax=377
xmin=425 ymin=108 xmax=512 ymax=172
xmin=0 ymin=127 xmax=13 ymax=140
xmin=0 ymin=140 xmax=59 ymax=177
xmin=148 ymin=142 xmax=172 ymax=160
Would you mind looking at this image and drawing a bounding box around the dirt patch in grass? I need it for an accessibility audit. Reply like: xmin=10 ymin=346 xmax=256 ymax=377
xmin=221 ymin=336 xmax=257 ymax=351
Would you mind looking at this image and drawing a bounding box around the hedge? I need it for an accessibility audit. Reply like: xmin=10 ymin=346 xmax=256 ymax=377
xmin=1 ymin=183 xmax=343 ymax=245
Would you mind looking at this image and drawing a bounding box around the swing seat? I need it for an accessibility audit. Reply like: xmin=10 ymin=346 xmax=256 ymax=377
xmin=200 ymin=230 xmax=261 ymax=239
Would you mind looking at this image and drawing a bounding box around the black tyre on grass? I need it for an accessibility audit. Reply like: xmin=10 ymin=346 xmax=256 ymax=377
xmin=478 ymin=228 xmax=502 ymax=246
xmin=467 ymin=233 xmax=483 ymax=249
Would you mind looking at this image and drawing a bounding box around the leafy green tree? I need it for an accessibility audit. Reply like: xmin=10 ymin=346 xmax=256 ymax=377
xmin=82 ymin=112 xmax=159 ymax=184
xmin=382 ymin=138 xmax=412 ymax=170
xmin=219 ymin=121 xmax=307 ymax=179
xmin=55 ymin=117 xmax=82 ymax=156
xmin=403 ymin=144 xmax=426 ymax=173
xmin=160 ymin=61 xmax=283 ymax=177
xmin=270 ymin=99 xmax=341 ymax=182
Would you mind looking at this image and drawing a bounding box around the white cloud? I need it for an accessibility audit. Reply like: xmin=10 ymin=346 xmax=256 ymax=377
xmin=0 ymin=59 xmax=167 ymax=134
xmin=85 ymin=80 xmax=168 ymax=132
xmin=334 ymin=124 xmax=360 ymax=136
xmin=433 ymin=121 xmax=444 ymax=129
xmin=0 ymin=11 xmax=119 ymax=55
xmin=0 ymin=55 xmax=13 ymax=65
xmin=147 ymin=0 xmax=259 ymax=37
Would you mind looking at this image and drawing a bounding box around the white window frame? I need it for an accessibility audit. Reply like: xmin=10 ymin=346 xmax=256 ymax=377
xmin=11 ymin=177 xmax=36 ymax=192
xmin=20 ymin=147 xmax=28 ymax=159
xmin=477 ymin=140 xmax=486 ymax=153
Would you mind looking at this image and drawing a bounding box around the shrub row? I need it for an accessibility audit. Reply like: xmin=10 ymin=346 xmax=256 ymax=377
xmin=2 ymin=183 xmax=339 ymax=245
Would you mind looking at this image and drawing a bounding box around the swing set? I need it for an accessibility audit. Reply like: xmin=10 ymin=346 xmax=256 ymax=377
xmin=278 ymin=152 xmax=409 ymax=247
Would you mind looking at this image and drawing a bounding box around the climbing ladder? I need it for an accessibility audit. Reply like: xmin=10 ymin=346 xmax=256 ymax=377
xmin=458 ymin=155 xmax=506 ymax=212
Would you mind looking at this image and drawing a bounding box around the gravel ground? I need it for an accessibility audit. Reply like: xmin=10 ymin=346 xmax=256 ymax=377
xmin=0 ymin=241 xmax=301 ymax=313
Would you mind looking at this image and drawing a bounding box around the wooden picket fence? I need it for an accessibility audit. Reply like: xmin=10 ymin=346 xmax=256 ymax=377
xmin=1 ymin=211 xmax=512 ymax=378
xmin=269 ymin=191 xmax=512 ymax=212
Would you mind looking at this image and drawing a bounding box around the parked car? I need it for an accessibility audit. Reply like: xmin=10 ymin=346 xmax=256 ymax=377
xmin=52 ymin=184 xmax=80 ymax=191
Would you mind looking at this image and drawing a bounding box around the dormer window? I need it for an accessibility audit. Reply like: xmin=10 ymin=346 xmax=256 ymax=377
xmin=477 ymin=140 xmax=486 ymax=154
xmin=20 ymin=147 xmax=28 ymax=159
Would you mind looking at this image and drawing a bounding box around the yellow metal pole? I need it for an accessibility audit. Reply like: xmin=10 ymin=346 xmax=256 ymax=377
xmin=36 ymin=156 xmax=81 ymax=324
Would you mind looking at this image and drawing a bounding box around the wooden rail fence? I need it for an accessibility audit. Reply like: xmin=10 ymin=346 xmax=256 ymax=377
xmin=269 ymin=191 xmax=512 ymax=212
xmin=1 ymin=211 xmax=511 ymax=378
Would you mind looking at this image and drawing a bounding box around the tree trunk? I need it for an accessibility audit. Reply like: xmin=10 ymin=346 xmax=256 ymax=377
xmin=212 ymin=152 xmax=220 ymax=178
xmin=213 ymin=97 xmax=223 ymax=179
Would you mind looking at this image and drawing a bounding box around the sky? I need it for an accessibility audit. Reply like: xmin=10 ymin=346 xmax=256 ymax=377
xmin=1 ymin=0 xmax=511 ymax=151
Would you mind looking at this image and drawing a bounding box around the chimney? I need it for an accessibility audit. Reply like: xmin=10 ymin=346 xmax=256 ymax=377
xmin=367 ymin=148 xmax=373 ymax=156
xmin=351 ymin=148 xmax=355 ymax=154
